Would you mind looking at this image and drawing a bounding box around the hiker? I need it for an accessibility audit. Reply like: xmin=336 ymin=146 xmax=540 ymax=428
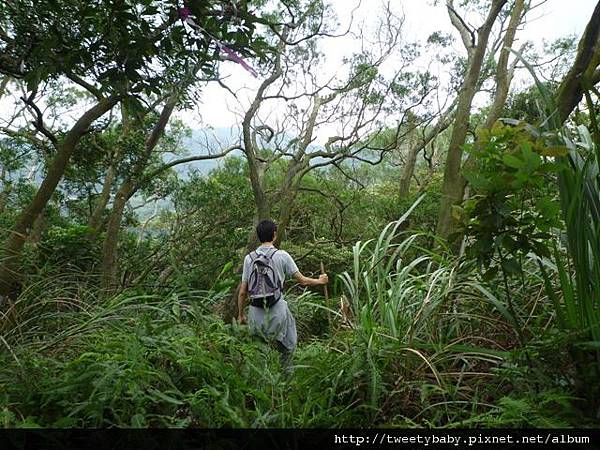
xmin=237 ymin=219 xmax=328 ymax=374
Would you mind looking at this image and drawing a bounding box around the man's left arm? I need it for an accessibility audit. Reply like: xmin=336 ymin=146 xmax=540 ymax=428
xmin=238 ymin=256 xmax=250 ymax=323
xmin=238 ymin=281 xmax=248 ymax=323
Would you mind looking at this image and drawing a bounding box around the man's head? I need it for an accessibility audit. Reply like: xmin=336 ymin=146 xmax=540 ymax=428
xmin=256 ymin=219 xmax=277 ymax=243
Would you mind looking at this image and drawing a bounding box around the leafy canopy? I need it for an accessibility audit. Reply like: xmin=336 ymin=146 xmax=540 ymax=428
xmin=0 ymin=0 xmax=270 ymax=97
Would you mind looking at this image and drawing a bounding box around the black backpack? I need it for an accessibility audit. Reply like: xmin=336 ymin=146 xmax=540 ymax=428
xmin=247 ymin=248 xmax=281 ymax=308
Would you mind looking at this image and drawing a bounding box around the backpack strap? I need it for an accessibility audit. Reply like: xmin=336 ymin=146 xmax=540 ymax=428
xmin=251 ymin=247 xmax=278 ymax=260
xmin=265 ymin=248 xmax=283 ymax=290
xmin=265 ymin=247 xmax=278 ymax=259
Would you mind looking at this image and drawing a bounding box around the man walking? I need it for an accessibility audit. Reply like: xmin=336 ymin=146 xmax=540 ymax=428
xmin=237 ymin=219 xmax=328 ymax=374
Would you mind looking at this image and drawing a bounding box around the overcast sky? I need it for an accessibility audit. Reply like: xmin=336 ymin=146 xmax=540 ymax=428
xmin=185 ymin=0 xmax=597 ymax=140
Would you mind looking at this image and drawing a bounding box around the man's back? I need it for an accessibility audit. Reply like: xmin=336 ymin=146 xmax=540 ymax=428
xmin=242 ymin=245 xmax=299 ymax=299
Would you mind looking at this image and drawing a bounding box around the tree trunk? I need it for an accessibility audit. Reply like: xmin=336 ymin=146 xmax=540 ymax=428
xmin=100 ymin=181 xmax=133 ymax=289
xmin=244 ymin=145 xmax=270 ymax=224
xmin=398 ymin=129 xmax=419 ymax=198
xmin=89 ymin=163 xmax=117 ymax=231
xmin=242 ymin=156 xmax=270 ymax=255
xmin=0 ymin=75 xmax=9 ymax=99
xmin=556 ymin=0 xmax=600 ymax=124
xmin=252 ymin=178 xmax=271 ymax=223
xmin=0 ymin=96 xmax=118 ymax=297
xmin=274 ymin=187 xmax=299 ymax=246
xmin=483 ymin=0 xmax=526 ymax=130
xmin=0 ymin=189 xmax=8 ymax=214
xmin=426 ymin=143 xmax=436 ymax=181
xmin=29 ymin=210 xmax=45 ymax=243
xmin=461 ymin=0 xmax=526 ymax=199
xmin=436 ymin=0 xmax=508 ymax=241
xmin=99 ymin=95 xmax=177 ymax=290
xmin=0 ymin=168 xmax=10 ymax=214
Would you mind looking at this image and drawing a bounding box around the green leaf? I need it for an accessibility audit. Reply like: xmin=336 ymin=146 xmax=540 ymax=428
xmin=501 ymin=258 xmax=521 ymax=276
xmin=147 ymin=388 xmax=183 ymax=405
xmin=536 ymin=197 xmax=560 ymax=220
xmin=482 ymin=266 xmax=499 ymax=281
xmin=521 ymin=142 xmax=541 ymax=170
xmin=130 ymin=414 xmax=146 ymax=427
xmin=575 ymin=341 xmax=600 ymax=350
xmin=502 ymin=154 xmax=524 ymax=169
xmin=539 ymin=146 xmax=569 ymax=157
xmin=464 ymin=171 xmax=491 ymax=190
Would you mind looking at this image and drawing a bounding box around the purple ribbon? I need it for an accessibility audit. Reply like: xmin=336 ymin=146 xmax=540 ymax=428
xmin=178 ymin=7 xmax=258 ymax=78
xmin=178 ymin=7 xmax=190 ymax=21
xmin=221 ymin=45 xmax=258 ymax=78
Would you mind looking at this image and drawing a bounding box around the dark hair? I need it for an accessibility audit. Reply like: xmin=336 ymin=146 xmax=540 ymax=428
xmin=256 ymin=220 xmax=277 ymax=243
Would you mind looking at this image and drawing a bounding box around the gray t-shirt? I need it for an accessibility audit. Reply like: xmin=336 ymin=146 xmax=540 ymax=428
xmin=241 ymin=245 xmax=299 ymax=293
xmin=242 ymin=245 xmax=300 ymax=351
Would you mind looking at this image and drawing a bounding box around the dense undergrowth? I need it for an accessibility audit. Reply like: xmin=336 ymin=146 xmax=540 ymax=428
xmin=0 ymin=225 xmax=592 ymax=428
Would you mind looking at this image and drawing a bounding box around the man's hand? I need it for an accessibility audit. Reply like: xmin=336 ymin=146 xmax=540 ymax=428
xmin=238 ymin=313 xmax=247 ymax=324
xmin=319 ymin=273 xmax=329 ymax=285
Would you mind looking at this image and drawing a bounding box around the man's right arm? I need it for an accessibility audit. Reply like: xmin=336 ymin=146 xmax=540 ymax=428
xmin=284 ymin=252 xmax=328 ymax=286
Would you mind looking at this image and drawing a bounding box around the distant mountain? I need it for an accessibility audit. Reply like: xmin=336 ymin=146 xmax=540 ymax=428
xmin=167 ymin=127 xmax=244 ymax=178
xmin=168 ymin=127 xmax=312 ymax=178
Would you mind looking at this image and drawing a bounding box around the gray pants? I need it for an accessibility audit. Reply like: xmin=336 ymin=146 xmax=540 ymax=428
xmin=275 ymin=340 xmax=294 ymax=378
xmin=253 ymin=336 xmax=294 ymax=378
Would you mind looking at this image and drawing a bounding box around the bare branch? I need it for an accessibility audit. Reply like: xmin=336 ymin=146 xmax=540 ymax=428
xmin=447 ymin=0 xmax=476 ymax=55
xmin=484 ymin=0 xmax=527 ymax=129
xmin=66 ymin=73 xmax=104 ymax=100
xmin=268 ymin=1 xmax=360 ymax=46
xmin=21 ymin=92 xmax=58 ymax=147
xmin=143 ymin=145 xmax=242 ymax=182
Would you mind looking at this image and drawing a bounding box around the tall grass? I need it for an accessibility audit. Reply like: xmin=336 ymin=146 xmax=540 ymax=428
xmin=511 ymin=51 xmax=600 ymax=410
xmin=513 ymin=53 xmax=600 ymax=343
xmin=537 ymin=125 xmax=600 ymax=344
xmin=334 ymin=196 xmax=549 ymax=424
